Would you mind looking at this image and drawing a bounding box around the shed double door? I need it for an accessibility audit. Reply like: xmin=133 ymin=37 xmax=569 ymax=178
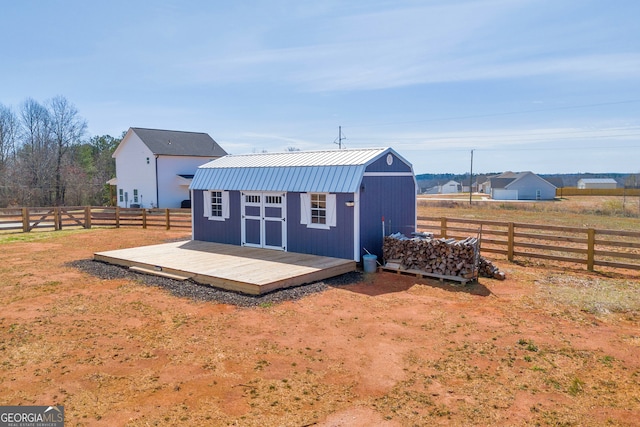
xmin=241 ymin=192 xmax=287 ymax=251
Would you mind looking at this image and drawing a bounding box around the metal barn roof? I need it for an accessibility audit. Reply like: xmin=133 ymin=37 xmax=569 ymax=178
xmin=578 ymin=178 xmax=617 ymax=184
xmin=190 ymin=148 xmax=402 ymax=193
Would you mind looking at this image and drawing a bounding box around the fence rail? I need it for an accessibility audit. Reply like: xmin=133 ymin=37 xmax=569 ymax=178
xmin=417 ymin=216 xmax=640 ymax=272
xmin=2 ymin=207 xmax=638 ymax=272
xmin=0 ymin=206 xmax=191 ymax=232
xmin=557 ymin=187 xmax=640 ymax=196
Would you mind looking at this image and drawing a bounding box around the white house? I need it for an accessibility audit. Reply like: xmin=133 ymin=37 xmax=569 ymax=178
xmin=490 ymin=171 xmax=556 ymax=200
xmin=110 ymin=127 xmax=227 ymax=208
xmin=577 ymin=178 xmax=617 ymax=189
xmin=424 ymin=180 xmax=461 ymax=194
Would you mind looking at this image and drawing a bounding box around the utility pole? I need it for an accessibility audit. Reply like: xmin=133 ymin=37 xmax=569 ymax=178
xmin=335 ymin=126 xmax=346 ymax=149
xmin=469 ymin=149 xmax=474 ymax=205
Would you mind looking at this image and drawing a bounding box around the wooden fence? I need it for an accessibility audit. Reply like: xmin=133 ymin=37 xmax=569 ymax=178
xmin=418 ymin=216 xmax=640 ymax=272
xmin=557 ymin=187 xmax=640 ymax=197
xmin=2 ymin=206 xmax=639 ymax=272
xmin=0 ymin=206 xmax=191 ymax=232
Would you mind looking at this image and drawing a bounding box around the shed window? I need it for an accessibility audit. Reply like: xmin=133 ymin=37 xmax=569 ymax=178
xmin=311 ymin=193 xmax=326 ymax=224
xmin=204 ymin=190 xmax=229 ymax=221
xmin=211 ymin=191 xmax=223 ymax=217
xmin=300 ymin=193 xmax=336 ymax=230
xmin=265 ymin=195 xmax=282 ymax=204
xmin=245 ymin=194 xmax=260 ymax=204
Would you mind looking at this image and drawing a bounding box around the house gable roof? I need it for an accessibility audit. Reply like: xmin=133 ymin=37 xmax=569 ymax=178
xmin=489 ymin=177 xmax=516 ymax=189
xmin=490 ymin=171 xmax=557 ymax=190
xmin=115 ymin=127 xmax=228 ymax=158
xmin=504 ymin=171 xmax=557 ymax=189
xmin=190 ymin=147 xmax=413 ymax=193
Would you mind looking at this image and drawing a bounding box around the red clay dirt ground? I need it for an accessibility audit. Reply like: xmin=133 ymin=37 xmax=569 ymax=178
xmin=1 ymin=228 xmax=639 ymax=426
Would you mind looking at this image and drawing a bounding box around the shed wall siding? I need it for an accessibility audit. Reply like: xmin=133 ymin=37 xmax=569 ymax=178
xmin=287 ymin=192 xmax=355 ymax=259
xmin=365 ymin=153 xmax=412 ymax=173
xmin=192 ymin=190 xmax=242 ymax=244
xmin=193 ymin=190 xmax=356 ymax=259
xmin=359 ymin=175 xmax=416 ymax=259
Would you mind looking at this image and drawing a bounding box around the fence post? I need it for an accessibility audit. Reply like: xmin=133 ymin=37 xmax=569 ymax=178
xmin=165 ymin=209 xmax=170 ymax=230
xmin=142 ymin=208 xmax=147 ymax=229
xmin=84 ymin=206 xmax=91 ymax=229
xmin=507 ymin=222 xmax=514 ymax=261
xmin=22 ymin=207 xmax=29 ymax=232
xmin=115 ymin=206 xmax=120 ymax=228
xmin=440 ymin=217 xmax=447 ymax=238
xmin=54 ymin=207 xmax=60 ymax=231
xmin=587 ymin=228 xmax=595 ymax=271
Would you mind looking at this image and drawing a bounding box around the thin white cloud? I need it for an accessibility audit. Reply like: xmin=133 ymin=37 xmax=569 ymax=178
xmin=342 ymin=125 xmax=640 ymax=151
xmin=172 ymin=0 xmax=639 ymax=91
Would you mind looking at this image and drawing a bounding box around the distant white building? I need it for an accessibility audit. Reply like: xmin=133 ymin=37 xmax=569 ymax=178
xmin=110 ymin=128 xmax=227 ymax=208
xmin=424 ymin=180 xmax=462 ymax=194
xmin=489 ymin=171 xmax=557 ymax=200
xmin=577 ymin=178 xmax=617 ymax=189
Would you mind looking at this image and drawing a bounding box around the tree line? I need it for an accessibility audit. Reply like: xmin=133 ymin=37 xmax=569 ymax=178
xmin=0 ymin=96 xmax=122 ymax=208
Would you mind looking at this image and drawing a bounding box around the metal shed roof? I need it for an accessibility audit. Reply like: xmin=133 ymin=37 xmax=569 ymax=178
xmin=190 ymin=148 xmax=401 ymax=193
xmin=578 ymin=178 xmax=617 ymax=184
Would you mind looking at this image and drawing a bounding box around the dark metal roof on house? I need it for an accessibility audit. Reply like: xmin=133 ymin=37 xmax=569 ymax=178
xmin=490 ymin=177 xmax=516 ymax=189
xmin=131 ymin=127 xmax=228 ymax=157
xmin=491 ymin=171 xmax=557 ymax=190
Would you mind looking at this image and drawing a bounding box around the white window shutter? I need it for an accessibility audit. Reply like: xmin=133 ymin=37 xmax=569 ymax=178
xmin=300 ymin=193 xmax=310 ymax=225
xmin=222 ymin=191 xmax=230 ymax=219
xmin=203 ymin=191 xmax=211 ymax=217
xmin=326 ymin=194 xmax=337 ymax=227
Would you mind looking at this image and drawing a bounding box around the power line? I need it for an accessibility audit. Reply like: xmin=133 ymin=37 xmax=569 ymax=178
xmin=346 ymin=99 xmax=640 ymax=128
xmin=383 ymin=127 xmax=640 ymax=140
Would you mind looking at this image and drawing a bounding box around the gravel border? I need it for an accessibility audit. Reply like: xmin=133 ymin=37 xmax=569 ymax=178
xmin=69 ymin=259 xmax=364 ymax=307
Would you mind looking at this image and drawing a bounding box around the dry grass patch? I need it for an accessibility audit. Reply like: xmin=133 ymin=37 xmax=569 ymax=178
xmin=535 ymin=274 xmax=640 ymax=317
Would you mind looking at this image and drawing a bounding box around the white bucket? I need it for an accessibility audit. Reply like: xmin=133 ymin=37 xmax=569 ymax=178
xmin=363 ymin=254 xmax=378 ymax=273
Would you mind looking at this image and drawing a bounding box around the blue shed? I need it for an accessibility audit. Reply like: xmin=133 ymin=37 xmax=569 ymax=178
xmin=189 ymin=148 xmax=416 ymax=261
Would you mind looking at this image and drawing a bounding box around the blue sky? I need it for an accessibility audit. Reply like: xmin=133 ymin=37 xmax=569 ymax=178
xmin=2 ymin=0 xmax=639 ymax=174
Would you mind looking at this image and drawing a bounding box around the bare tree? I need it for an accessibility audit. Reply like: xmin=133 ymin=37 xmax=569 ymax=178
xmin=48 ymin=96 xmax=87 ymax=205
xmin=17 ymin=98 xmax=55 ymax=205
xmin=0 ymin=103 xmax=17 ymax=166
xmin=0 ymin=104 xmax=19 ymax=206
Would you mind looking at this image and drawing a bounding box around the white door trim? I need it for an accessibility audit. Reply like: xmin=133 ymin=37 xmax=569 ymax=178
xmin=241 ymin=191 xmax=287 ymax=250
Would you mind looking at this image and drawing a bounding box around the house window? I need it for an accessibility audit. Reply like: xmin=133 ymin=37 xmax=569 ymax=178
xmin=133 ymin=189 xmax=139 ymax=203
xmin=311 ymin=193 xmax=326 ymax=224
xmin=119 ymin=188 xmax=123 ymax=202
xmin=146 ymin=157 xmax=150 ymax=164
xmin=204 ymin=190 xmax=229 ymax=221
xmin=300 ymin=193 xmax=336 ymax=229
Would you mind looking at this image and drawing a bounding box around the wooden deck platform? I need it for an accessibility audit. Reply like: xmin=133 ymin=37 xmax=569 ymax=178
xmin=94 ymin=240 xmax=357 ymax=295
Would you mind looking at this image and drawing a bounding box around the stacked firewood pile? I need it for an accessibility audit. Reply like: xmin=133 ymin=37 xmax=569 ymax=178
xmin=382 ymin=233 xmax=506 ymax=280
xmin=478 ymin=257 xmax=506 ymax=280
